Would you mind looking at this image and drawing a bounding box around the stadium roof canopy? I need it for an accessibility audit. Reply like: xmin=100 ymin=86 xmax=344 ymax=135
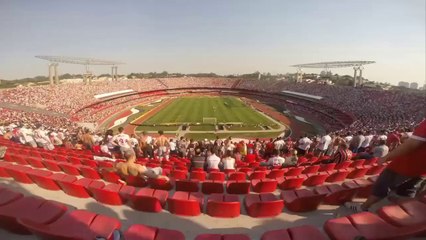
xmin=35 ymin=56 xmax=123 ymax=65
xmin=291 ymin=61 xmax=375 ymax=68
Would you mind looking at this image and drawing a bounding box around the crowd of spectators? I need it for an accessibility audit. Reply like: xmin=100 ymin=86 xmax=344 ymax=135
xmin=237 ymin=80 xmax=425 ymax=133
xmin=0 ymin=77 xmax=424 ymax=139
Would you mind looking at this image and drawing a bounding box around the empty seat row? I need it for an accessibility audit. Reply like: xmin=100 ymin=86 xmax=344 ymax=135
xmin=0 ymin=160 xmax=379 ymax=215
xmin=4 ymin=154 xmax=385 ymax=195
xmin=325 ymin=197 xmax=426 ymax=240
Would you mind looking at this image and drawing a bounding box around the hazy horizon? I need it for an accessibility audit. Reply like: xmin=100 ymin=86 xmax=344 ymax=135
xmin=0 ymin=0 xmax=424 ymax=86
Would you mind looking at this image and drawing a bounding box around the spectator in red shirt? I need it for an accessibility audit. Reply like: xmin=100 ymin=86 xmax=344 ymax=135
xmin=321 ymin=142 xmax=352 ymax=164
xmin=387 ymin=130 xmax=401 ymax=151
xmin=345 ymin=118 xmax=426 ymax=212
xmin=265 ymin=138 xmax=275 ymax=158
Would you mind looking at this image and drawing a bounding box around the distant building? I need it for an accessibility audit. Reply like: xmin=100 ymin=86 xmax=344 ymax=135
xmin=398 ymin=81 xmax=410 ymax=88
xmin=409 ymin=82 xmax=418 ymax=89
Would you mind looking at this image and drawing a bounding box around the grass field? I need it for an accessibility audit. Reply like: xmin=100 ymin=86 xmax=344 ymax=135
xmin=143 ymin=96 xmax=276 ymax=126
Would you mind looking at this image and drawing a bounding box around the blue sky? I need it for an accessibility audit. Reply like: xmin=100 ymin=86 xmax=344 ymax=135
xmin=0 ymin=0 xmax=424 ymax=85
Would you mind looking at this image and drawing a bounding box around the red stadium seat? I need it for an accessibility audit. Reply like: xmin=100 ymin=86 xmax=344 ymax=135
xmin=190 ymin=170 xmax=207 ymax=181
xmin=58 ymin=162 xmax=81 ymax=176
xmin=89 ymin=182 xmax=133 ymax=205
xmin=314 ymin=184 xmax=357 ymax=205
xmin=261 ymin=225 xmax=327 ymax=240
xmin=3 ymin=152 xmax=14 ymax=162
xmin=334 ymin=161 xmax=351 ymax=170
xmin=126 ymin=175 xmax=148 ymax=187
xmin=124 ymin=224 xmax=185 ymax=240
xmin=363 ymin=158 xmax=378 ymax=166
xmin=81 ymin=159 xmax=98 ymax=167
xmin=318 ymin=163 xmax=336 ymax=172
xmin=167 ymin=191 xmax=204 ymax=216
xmin=13 ymin=155 xmax=30 ymax=165
xmin=248 ymin=171 xmax=267 ymax=180
xmin=4 ymin=165 xmax=33 ymax=183
xmin=209 ymin=172 xmax=226 ymax=181
xmin=277 ymin=176 xmax=305 ymax=190
xmin=324 ymin=211 xmax=423 ymax=240
xmin=366 ymin=164 xmax=386 ymax=175
xmin=100 ymin=169 xmax=121 ymax=183
xmin=228 ymin=172 xmax=247 ymax=181
xmin=27 ymin=169 xmax=65 ymax=191
xmin=348 ymin=159 xmax=365 ymax=168
xmin=254 ymin=166 xmax=268 ymax=171
xmin=175 ymin=179 xmax=200 ymax=192
xmin=0 ymin=161 xmax=12 ymax=177
xmin=302 ymin=165 xmax=320 ymax=174
xmin=0 ymin=196 xmax=67 ymax=234
xmin=284 ymin=166 xmax=304 ymax=177
xmin=18 ymin=210 xmax=121 ymax=240
xmin=342 ymin=179 xmax=373 ymax=198
xmin=377 ymin=199 xmax=426 ymax=231
xmin=170 ymin=169 xmax=188 ymax=180
xmin=55 ymin=155 xmax=68 ymax=162
xmin=80 ymin=166 xmax=101 ymax=179
xmin=206 ymin=193 xmax=240 ymax=218
xmin=346 ymin=166 xmax=369 ymax=179
xmin=238 ymin=167 xmax=252 ymax=173
xmin=202 ymin=180 xmax=224 ymax=194
xmin=195 ymin=234 xmax=250 ymax=240
xmin=244 ymin=193 xmax=284 ymax=217
xmin=325 ymin=169 xmax=350 ymax=183
xmin=223 ymin=169 xmax=236 ymax=174
xmin=281 ymin=189 xmax=325 ymax=212
xmin=266 ymin=169 xmax=286 ymax=179
xmin=149 ymin=177 xmax=174 ymax=190
xmin=42 ymin=159 xmax=62 ymax=172
xmin=251 ymin=179 xmax=278 ymax=193
xmin=0 ymin=189 xmax=24 ymax=206
xmin=129 ymin=188 xmax=168 ymax=212
xmin=26 ymin=157 xmax=45 ymax=168
xmin=56 ymin=176 xmax=92 ymax=198
xmin=68 ymin=156 xmax=82 ymax=165
xmin=226 ymin=180 xmax=251 ymax=194
xmin=303 ymin=173 xmax=328 ymax=187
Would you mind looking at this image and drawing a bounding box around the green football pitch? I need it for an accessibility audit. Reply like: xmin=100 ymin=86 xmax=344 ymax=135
xmin=142 ymin=96 xmax=278 ymax=127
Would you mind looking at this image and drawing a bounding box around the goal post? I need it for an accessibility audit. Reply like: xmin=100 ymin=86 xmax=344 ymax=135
xmin=203 ymin=117 xmax=217 ymax=125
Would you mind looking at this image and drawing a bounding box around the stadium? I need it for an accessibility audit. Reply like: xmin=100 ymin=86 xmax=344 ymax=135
xmin=1 ymin=74 xmax=425 ymax=240
xmin=0 ymin=1 xmax=425 ymax=240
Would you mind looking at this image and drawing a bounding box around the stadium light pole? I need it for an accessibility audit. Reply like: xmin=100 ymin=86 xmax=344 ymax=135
xmin=291 ymin=61 xmax=375 ymax=87
xmin=359 ymin=66 xmax=364 ymax=86
xmin=353 ymin=66 xmax=358 ymax=87
xmin=35 ymin=56 xmax=124 ymax=85
xmin=54 ymin=63 xmax=59 ymax=84
xmin=48 ymin=63 xmax=54 ymax=85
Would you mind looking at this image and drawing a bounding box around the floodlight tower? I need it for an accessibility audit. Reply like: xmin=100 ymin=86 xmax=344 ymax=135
xmin=291 ymin=61 xmax=375 ymax=87
xmin=35 ymin=56 xmax=124 ymax=85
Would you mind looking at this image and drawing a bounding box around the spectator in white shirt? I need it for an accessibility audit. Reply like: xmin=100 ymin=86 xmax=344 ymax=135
xmin=169 ymin=139 xmax=177 ymax=155
xmin=344 ymin=132 xmax=353 ymax=143
xmin=221 ymin=150 xmax=236 ymax=170
xmin=359 ymin=130 xmax=374 ymax=152
xmin=274 ymin=137 xmax=285 ymax=152
xmin=297 ymin=135 xmax=312 ymax=155
xmin=20 ymin=124 xmax=37 ymax=148
xmin=206 ymin=148 xmax=221 ymax=170
xmin=318 ymin=134 xmax=331 ymax=157
xmin=265 ymin=149 xmax=285 ymax=167
xmin=113 ymin=127 xmax=134 ymax=157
